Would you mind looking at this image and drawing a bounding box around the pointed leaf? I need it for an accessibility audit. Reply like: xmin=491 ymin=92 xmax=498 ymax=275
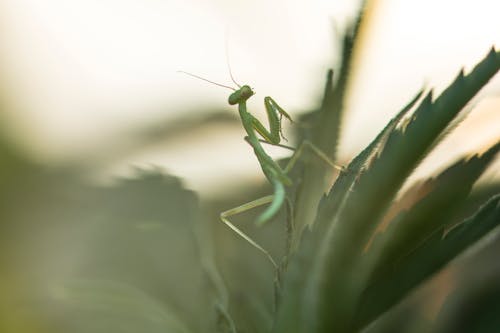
xmin=290 ymin=7 xmax=369 ymax=247
xmin=275 ymin=48 xmax=500 ymax=333
xmin=354 ymin=142 xmax=500 ymax=328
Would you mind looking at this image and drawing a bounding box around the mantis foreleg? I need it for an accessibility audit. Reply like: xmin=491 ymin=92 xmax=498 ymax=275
xmin=251 ymin=97 xmax=293 ymax=143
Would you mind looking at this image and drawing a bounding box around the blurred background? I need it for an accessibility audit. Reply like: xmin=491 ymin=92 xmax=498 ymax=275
xmin=0 ymin=0 xmax=499 ymax=332
xmin=1 ymin=0 xmax=499 ymax=195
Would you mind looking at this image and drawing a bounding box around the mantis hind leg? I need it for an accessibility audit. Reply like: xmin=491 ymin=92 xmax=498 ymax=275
xmin=220 ymin=195 xmax=279 ymax=268
xmin=282 ymin=140 xmax=345 ymax=174
xmin=219 ymin=141 xmax=345 ymax=268
xmin=257 ymin=138 xmax=345 ymax=173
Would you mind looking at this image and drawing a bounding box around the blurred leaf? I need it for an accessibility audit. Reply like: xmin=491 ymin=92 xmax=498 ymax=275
xmin=433 ymin=232 xmax=500 ymax=333
xmin=0 ymin=140 xmax=221 ymax=333
xmin=51 ymin=279 xmax=193 ymax=333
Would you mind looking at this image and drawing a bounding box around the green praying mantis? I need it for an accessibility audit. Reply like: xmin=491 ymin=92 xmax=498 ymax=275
xmin=179 ymin=70 xmax=345 ymax=268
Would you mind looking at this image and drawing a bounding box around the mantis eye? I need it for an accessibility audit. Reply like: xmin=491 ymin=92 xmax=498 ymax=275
xmin=242 ymin=86 xmax=254 ymax=98
xmin=228 ymin=85 xmax=254 ymax=105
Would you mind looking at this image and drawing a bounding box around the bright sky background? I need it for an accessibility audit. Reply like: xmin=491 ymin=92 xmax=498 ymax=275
xmin=0 ymin=0 xmax=499 ymax=195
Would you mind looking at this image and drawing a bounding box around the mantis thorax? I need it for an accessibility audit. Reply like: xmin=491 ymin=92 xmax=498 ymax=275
xmin=228 ymin=85 xmax=254 ymax=105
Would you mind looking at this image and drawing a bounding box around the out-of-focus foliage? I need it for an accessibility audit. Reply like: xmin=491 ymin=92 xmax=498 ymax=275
xmin=0 ymin=138 xmax=225 ymax=333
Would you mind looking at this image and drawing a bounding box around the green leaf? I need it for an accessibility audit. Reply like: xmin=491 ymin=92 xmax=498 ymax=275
xmin=322 ymin=48 xmax=499 ymax=256
xmin=290 ymin=8 xmax=367 ymax=248
xmin=274 ymin=48 xmax=500 ymax=333
xmin=317 ymin=88 xmax=424 ymax=221
xmin=355 ymin=142 xmax=500 ymax=328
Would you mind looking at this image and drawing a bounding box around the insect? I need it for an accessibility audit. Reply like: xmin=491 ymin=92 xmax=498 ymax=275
xmin=179 ymin=70 xmax=344 ymax=268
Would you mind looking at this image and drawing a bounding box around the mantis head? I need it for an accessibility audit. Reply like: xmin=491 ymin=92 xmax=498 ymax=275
xmin=228 ymin=85 xmax=254 ymax=105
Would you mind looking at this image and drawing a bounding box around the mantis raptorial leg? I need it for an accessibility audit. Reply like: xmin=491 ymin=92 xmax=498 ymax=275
xmin=179 ymin=72 xmax=345 ymax=268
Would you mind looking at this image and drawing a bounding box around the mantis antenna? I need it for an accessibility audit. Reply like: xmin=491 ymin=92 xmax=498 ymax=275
xmin=179 ymin=37 xmax=245 ymax=91
xmin=225 ymin=38 xmax=242 ymax=88
xmin=177 ymin=71 xmax=236 ymax=91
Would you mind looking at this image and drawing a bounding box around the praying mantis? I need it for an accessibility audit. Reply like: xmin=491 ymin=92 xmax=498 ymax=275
xmin=179 ymin=71 xmax=344 ymax=268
